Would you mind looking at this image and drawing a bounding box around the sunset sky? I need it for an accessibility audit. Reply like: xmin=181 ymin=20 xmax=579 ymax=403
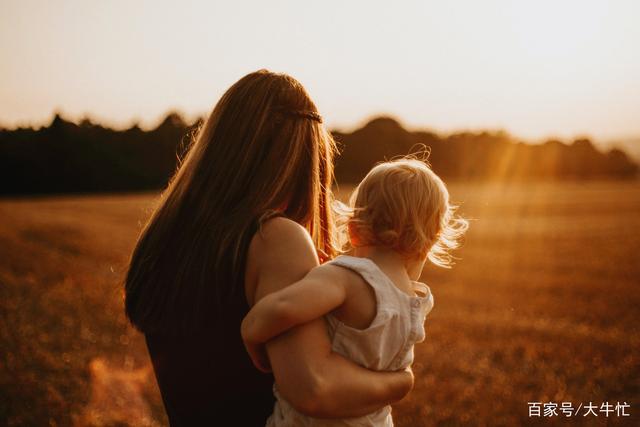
xmin=1 ymin=0 xmax=639 ymax=143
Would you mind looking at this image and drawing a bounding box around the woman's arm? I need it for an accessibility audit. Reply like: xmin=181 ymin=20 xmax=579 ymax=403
xmin=245 ymin=218 xmax=413 ymax=418
xmin=241 ymin=265 xmax=347 ymax=366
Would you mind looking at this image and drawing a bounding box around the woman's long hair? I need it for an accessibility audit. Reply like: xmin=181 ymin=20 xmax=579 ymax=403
xmin=124 ymin=70 xmax=337 ymax=334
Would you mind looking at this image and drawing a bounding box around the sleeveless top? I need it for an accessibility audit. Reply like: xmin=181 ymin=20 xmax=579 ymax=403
xmin=267 ymin=255 xmax=435 ymax=427
xmin=144 ymin=217 xmax=275 ymax=426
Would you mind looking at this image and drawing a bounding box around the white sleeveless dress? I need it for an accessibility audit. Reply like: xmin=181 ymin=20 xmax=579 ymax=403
xmin=266 ymin=255 xmax=435 ymax=427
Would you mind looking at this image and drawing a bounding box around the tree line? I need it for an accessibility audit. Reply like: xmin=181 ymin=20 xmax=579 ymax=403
xmin=0 ymin=113 xmax=637 ymax=195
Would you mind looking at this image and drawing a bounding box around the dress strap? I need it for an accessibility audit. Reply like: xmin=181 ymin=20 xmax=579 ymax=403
xmin=327 ymin=255 xmax=390 ymax=294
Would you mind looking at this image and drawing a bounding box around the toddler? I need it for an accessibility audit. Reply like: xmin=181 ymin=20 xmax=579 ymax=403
xmin=242 ymin=157 xmax=468 ymax=426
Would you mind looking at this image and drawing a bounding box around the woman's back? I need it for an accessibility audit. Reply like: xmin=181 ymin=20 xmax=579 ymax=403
xmin=145 ymin=291 xmax=275 ymax=426
xmin=144 ymin=218 xmax=275 ymax=426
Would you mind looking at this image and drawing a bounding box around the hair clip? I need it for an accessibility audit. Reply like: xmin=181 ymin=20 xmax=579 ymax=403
xmin=289 ymin=110 xmax=323 ymax=123
xmin=273 ymin=108 xmax=322 ymax=123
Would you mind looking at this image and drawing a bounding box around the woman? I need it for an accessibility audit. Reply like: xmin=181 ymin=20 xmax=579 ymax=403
xmin=124 ymin=70 xmax=413 ymax=426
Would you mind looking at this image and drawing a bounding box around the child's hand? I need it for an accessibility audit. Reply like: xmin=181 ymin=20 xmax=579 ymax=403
xmin=241 ymin=312 xmax=272 ymax=372
xmin=243 ymin=339 xmax=272 ymax=373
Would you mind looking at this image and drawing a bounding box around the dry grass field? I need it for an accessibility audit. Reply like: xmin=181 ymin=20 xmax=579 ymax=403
xmin=1 ymin=181 xmax=639 ymax=426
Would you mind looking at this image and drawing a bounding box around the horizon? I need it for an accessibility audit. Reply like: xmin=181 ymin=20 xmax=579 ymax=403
xmin=2 ymin=1 xmax=639 ymax=146
xmin=4 ymin=109 xmax=640 ymax=161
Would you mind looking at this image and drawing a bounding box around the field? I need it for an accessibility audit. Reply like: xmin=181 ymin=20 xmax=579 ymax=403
xmin=1 ymin=181 xmax=639 ymax=426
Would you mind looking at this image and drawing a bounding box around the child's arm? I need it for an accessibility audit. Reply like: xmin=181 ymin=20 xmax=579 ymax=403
xmin=241 ymin=264 xmax=347 ymax=371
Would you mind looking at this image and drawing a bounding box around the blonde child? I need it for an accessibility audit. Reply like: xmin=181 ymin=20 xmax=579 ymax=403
xmin=241 ymin=157 xmax=468 ymax=426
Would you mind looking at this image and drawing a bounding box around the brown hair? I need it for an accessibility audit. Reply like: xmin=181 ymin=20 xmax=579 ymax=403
xmin=337 ymin=157 xmax=468 ymax=267
xmin=125 ymin=69 xmax=337 ymax=333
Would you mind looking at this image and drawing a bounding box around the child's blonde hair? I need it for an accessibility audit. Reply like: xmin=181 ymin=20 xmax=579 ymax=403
xmin=336 ymin=157 xmax=468 ymax=268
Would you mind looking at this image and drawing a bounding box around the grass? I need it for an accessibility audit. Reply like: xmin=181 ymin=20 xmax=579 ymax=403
xmin=1 ymin=181 xmax=639 ymax=426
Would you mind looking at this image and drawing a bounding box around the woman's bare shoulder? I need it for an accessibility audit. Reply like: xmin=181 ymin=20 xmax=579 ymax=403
xmin=256 ymin=216 xmax=309 ymax=240
xmin=250 ymin=216 xmax=316 ymax=256
xmin=246 ymin=216 xmax=320 ymax=301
